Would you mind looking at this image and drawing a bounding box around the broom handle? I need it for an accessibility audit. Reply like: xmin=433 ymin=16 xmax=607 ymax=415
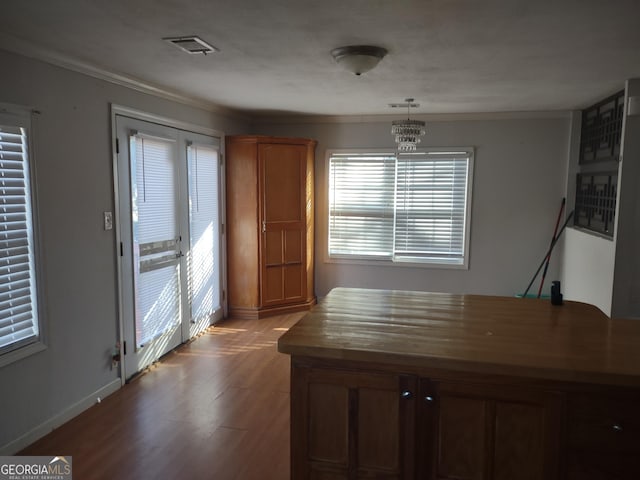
xmin=537 ymin=198 xmax=566 ymax=298
xmin=522 ymin=210 xmax=574 ymax=298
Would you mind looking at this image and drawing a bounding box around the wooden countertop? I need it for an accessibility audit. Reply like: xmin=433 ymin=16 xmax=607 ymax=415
xmin=277 ymin=288 xmax=640 ymax=387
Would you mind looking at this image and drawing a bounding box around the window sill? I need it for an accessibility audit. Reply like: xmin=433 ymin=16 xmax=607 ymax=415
xmin=324 ymin=256 xmax=469 ymax=270
xmin=569 ymin=225 xmax=615 ymax=242
xmin=0 ymin=341 xmax=47 ymax=369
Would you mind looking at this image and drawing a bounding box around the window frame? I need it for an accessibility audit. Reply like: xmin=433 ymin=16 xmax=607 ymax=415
xmin=325 ymin=147 xmax=474 ymax=269
xmin=0 ymin=104 xmax=47 ymax=368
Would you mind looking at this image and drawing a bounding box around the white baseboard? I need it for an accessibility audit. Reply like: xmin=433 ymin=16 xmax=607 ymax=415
xmin=0 ymin=378 xmax=122 ymax=455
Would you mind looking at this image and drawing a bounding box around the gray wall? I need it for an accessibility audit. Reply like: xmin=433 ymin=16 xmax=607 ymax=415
xmin=253 ymin=115 xmax=571 ymax=298
xmin=612 ymin=79 xmax=640 ymax=318
xmin=0 ymin=49 xmax=248 ymax=453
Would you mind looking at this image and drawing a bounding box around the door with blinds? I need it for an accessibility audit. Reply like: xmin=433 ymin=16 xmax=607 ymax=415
xmin=116 ymin=115 xmax=222 ymax=379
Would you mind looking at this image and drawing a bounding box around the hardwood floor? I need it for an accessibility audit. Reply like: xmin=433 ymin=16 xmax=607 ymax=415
xmin=20 ymin=312 xmax=304 ymax=480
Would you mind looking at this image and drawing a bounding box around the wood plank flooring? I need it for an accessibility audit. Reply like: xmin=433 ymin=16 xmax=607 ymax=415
xmin=20 ymin=312 xmax=304 ymax=480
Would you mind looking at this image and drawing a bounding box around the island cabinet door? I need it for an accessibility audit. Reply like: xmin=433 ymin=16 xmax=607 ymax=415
xmin=417 ymin=379 xmax=562 ymax=480
xmin=565 ymin=391 xmax=640 ymax=479
xmin=291 ymin=364 xmax=417 ymax=480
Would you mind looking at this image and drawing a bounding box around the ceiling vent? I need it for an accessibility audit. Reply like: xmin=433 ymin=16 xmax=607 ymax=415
xmin=164 ymin=36 xmax=218 ymax=55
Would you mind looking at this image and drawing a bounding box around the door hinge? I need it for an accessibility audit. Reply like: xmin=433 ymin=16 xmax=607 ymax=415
xmin=222 ymin=290 xmax=226 ymax=301
xmin=123 ymin=341 xmax=127 ymax=355
xmin=120 ymin=241 xmax=124 ymax=257
xmin=220 ymin=153 xmax=224 ymax=166
xmin=115 ymin=138 xmax=119 ymax=154
xmin=221 ymin=223 xmax=225 ymax=235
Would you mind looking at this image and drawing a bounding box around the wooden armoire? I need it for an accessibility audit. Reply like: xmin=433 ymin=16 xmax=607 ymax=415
xmin=225 ymin=135 xmax=316 ymax=319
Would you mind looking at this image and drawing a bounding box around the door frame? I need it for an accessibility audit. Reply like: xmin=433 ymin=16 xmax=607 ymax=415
xmin=110 ymin=104 xmax=227 ymax=384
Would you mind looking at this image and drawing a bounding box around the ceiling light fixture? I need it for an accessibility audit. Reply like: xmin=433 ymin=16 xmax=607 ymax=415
xmin=330 ymin=45 xmax=388 ymax=75
xmin=390 ymin=98 xmax=426 ymax=151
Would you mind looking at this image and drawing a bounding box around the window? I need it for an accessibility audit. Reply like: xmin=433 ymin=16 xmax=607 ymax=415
xmin=0 ymin=106 xmax=44 ymax=365
xmin=573 ymin=90 xmax=624 ymax=238
xmin=328 ymin=148 xmax=473 ymax=267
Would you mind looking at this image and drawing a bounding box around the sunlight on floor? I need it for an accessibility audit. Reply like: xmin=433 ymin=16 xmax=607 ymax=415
xmin=175 ymin=341 xmax=277 ymax=358
xmin=205 ymin=327 xmax=248 ymax=335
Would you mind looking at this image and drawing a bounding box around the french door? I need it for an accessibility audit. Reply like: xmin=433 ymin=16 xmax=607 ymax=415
xmin=115 ymin=115 xmax=223 ymax=379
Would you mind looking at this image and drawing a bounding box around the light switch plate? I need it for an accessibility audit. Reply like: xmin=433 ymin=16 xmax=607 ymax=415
xmin=104 ymin=211 xmax=113 ymax=231
xmin=628 ymin=96 xmax=640 ymax=116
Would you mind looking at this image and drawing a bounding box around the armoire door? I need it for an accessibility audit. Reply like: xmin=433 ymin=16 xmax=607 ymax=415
xmin=259 ymin=143 xmax=307 ymax=307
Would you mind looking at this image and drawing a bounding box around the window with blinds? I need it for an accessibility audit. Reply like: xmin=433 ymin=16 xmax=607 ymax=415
xmin=0 ymin=109 xmax=41 ymax=358
xmin=328 ymin=153 xmax=396 ymax=258
xmin=328 ymin=148 xmax=473 ymax=267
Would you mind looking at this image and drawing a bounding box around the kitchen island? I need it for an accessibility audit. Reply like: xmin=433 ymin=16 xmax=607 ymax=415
xmin=277 ymin=287 xmax=640 ymax=480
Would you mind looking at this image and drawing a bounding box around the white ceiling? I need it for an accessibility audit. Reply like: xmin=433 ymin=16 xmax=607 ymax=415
xmin=2 ymin=0 xmax=640 ymax=117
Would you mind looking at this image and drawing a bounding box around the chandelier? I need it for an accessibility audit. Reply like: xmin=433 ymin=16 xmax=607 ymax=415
xmin=391 ymin=98 xmax=426 ymax=151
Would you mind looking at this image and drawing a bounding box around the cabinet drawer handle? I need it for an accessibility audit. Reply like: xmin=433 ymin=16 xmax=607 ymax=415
xmin=401 ymin=390 xmax=413 ymax=399
xmin=424 ymin=395 xmax=434 ymax=403
xmin=612 ymin=424 xmax=623 ymax=432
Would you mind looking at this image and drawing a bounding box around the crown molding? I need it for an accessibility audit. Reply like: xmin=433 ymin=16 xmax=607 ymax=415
xmin=0 ymin=33 xmax=249 ymax=122
xmin=251 ymin=110 xmax=572 ymax=125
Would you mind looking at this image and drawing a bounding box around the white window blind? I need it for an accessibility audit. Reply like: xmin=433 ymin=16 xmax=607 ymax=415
xmin=394 ymin=151 xmax=470 ymax=263
xmin=187 ymin=143 xmax=220 ymax=325
xmin=130 ymin=133 xmax=180 ymax=348
xmin=328 ymin=153 xmax=396 ymax=258
xmin=0 ymin=117 xmax=40 ymax=354
xmin=328 ymin=149 xmax=473 ymax=266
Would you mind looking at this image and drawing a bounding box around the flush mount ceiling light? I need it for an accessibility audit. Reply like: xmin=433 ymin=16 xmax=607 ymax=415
xmin=330 ymin=45 xmax=388 ymax=75
xmin=164 ymin=36 xmax=218 ymax=55
xmin=390 ymin=98 xmax=426 ymax=152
